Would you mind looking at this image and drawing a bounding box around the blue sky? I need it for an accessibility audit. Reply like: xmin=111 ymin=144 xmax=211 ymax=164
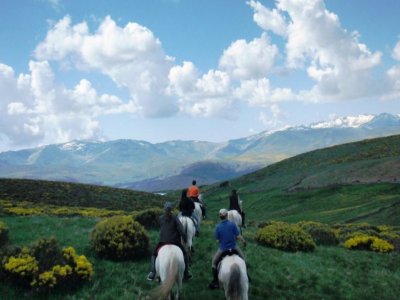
xmin=0 ymin=0 xmax=400 ymax=151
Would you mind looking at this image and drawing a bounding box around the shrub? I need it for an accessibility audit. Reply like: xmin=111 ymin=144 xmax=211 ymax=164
xmin=332 ymin=223 xmax=379 ymax=242
xmin=0 ymin=221 xmax=8 ymax=247
xmin=133 ymin=207 xmax=163 ymax=229
xmin=4 ymin=247 xmax=39 ymax=286
xmin=30 ymin=238 xmax=63 ymax=271
xmin=255 ymin=222 xmax=315 ymax=252
xmin=344 ymin=235 xmax=394 ymax=253
xmin=90 ymin=216 xmax=149 ymax=260
xmin=297 ymin=221 xmax=338 ymax=246
xmin=2 ymin=239 xmax=92 ymax=291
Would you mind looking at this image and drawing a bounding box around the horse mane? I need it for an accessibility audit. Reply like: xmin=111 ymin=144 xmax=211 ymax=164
xmin=151 ymin=255 xmax=179 ymax=300
xmin=227 ymin=263 xmax=242 ymax=300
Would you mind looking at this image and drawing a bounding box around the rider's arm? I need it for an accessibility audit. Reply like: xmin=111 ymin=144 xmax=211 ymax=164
xmin=236 ymin=234 xmax=247 ymax=247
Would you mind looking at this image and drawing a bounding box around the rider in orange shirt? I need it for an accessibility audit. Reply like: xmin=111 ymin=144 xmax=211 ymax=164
xmin=188 ymin=180 xmax=206 ymax=219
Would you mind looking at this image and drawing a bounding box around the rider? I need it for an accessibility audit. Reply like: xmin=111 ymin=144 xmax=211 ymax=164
xmin=179 ymin=188 xmax=199 ymax=236
xmin=208 ymin=208 xmax=246 ymax=289
xmin=188 ymin=179 xmax=206 ymax=219
xmin=229 ymin=189 xmax=246 ymax=228
xmin=147 ymin=201 xmax=192 ymax=281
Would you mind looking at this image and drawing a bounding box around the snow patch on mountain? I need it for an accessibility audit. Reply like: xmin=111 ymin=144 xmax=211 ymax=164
xmin=310 ymin=114 xmax=375 ymax=129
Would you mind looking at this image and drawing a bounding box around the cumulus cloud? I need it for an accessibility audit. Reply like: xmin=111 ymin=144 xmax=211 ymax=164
xmin=393 ymin=40 xmax=400 ymax=61
xmin=219 ymin=33 xmax=278 ymax=80
xmin=35 ymin=15 xmax=177 ymax=117
xmin=247 ymin=0 xmax=288 ymax=36
xmin=0 ymin=61 xmax=137 ymax=149
xmin=259 ymin=104 xmax=286 ymax=129
xmin=235 ymin=78 xmax=295 ymax=106
xmin=248 ymin=0 xmax=382 ymax=102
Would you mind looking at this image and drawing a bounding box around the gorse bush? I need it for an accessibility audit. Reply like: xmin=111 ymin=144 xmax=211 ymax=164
xmin=0 ymin=221 xmax=8 ymax=247
xmin=133 ymin=207 xmax=163 ymax=229
xmin=255 ymin=222 xmax=316 ymax=252
xmin=2 ymin=238 xmax=92 ymax=291
xmin=90 ymin=216 xmax=149 ymax=260
xmin=344 ymin=235 xmax=394 ymax=253
xmin=30 ymin=238 xmax=63 ymax=271
xmin=333 ymin=222 xmax=400 ymax=251
xmin=297 ymin=221 xmax=338 ymax=246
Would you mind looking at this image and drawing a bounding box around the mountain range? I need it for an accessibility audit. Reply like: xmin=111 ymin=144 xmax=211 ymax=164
xmin=0 ymin=112 xmax=399 ymax=191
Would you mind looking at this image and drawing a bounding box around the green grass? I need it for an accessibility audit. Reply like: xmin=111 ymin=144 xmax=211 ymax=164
xmin=1 ymin=215 xmax=399 ymax=299
xmin=203 ymin=183 xmax=400 ymax=226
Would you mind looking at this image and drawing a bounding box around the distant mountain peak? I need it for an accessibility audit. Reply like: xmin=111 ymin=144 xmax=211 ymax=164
xmin=309 ymin=114 xmax=375 ymax=129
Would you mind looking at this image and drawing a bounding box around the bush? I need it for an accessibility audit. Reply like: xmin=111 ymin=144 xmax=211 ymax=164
xmin=0 ymin=221 xmax=8 ymax=247
xmin=332 ymin=223 xmax=379 ymax=242
xmin=133 ymin=207 xmax=163 ymax=229
xmin=90 ymin=216 xmax=149 ymax=260
xmin=255 ymin=222 xmax=315 ymax=252
xmin=344 ymin=235 xmax=395 ymax=253
xmin=30 ymin=238 xmax=63 ymax=271
xmin=297 ymin=221 xmax=338 ymax=246
xmin=2 ymin=239 xmax=93 ymax=291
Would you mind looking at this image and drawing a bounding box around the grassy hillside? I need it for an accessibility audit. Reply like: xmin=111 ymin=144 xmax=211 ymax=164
xmin=0 ymin=178 xmax=169 ymax=211
xmin=202 ymin=135 xmax=400 ymax=226
xmin=1 ymin=216 xmax=399 ymax=300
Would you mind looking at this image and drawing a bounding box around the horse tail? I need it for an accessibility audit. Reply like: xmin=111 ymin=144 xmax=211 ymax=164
xmin=152 ymin=258 xmax=178 ymax=300
xmin=228 ymin=263 xmax=242 ymax=300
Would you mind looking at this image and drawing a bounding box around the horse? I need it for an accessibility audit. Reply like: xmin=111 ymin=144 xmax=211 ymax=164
xmin=152 ymin=245 xmax=185 ymax=300
xmin=227 ymin=210 xmax=242 ymax=234
xmin=219 ymin=254 xmax=249 ymax=300
xmin=193 ymin=202 xmax=202 ymax=227
xmin=178 ymin=215 xmax=196 ymax=260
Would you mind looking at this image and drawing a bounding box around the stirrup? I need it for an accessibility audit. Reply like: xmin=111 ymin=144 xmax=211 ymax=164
xmin=147 ymin=272 xmax=155 ymax=281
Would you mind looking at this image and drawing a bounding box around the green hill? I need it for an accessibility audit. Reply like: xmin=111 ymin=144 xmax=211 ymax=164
xmin=203 ymin=134 xmax=400 ymax=226
xmin=0 ymin=178 xmax=169 ymax=212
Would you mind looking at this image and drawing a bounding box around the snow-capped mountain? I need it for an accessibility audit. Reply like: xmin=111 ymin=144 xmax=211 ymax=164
xmin=0 ymin=113 xmax=399 ymax=189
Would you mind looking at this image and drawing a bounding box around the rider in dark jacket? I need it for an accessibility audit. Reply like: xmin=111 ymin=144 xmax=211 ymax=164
xmin=179 ymin=189 xmax=199 ymax=235
xmin=229 ymin=189 xmax=246 ymax=227
xmin=147 ymin=201 xmax=192 ymax=281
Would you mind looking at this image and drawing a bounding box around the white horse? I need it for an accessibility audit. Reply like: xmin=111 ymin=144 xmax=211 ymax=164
xmin=153 ymin=245 xmax=185 ymax=300
xmin=178 ymin=215 xmax=196 ymax=259
xmin=193 ymin=202 xmax=202 ymax=227
xmin=219 ymin=254 xmax=249 ymax=300
xmin=227 ymin=210 xmax=242 ymax=234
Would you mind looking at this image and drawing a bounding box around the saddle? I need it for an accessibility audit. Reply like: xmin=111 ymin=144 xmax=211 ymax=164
xmin=216 ymin=248 xmax=240 ymax=270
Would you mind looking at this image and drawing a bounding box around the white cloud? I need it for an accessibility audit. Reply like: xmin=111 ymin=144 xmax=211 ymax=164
xmin=247 ymin=0 xmax=288 ymax=36
xmin=235 ymin=78 xmax=295 ymax=106
xmin=219 ymin=33 xmax=278 ymax=80
xmin=35 ymin=15 xmax=177 ymax=117
xmin=0 ymin=61 xmax=137 ymax=149
xmin=392 ymin=40 xmax=400 ymax=61
xmin=248 ymin=0 xmax=382 ymax=102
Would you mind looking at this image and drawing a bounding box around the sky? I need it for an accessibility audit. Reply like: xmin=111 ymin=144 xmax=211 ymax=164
xmin=0 ymin=0 xmax=400 ymax=152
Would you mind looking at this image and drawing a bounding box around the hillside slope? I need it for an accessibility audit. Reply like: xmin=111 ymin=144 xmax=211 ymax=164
xmin=0 ymin=178 xmax=168 ymax=211
xmin=203 ymin=135 xmax=400 ymax=226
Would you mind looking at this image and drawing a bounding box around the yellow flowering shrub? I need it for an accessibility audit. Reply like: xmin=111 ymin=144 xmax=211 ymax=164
xmin=63 ymin=247 xmax=93 ymax=280
xmin=37 ymin=271 xmax=57 ymax=287
xmin=297 ymin=221 xmax=338 ymax=246
xmin=90 ymin=216 xmax=149 ymax=260
xmin=4 ymin=248 xmax=39 ymax=286
xmin=0 ymin=221 xmax=9 ymax=247
xmin=256 ymin=222 xmax=315 ymax=252
xmin=2 ymin=238 xmax=93 ymax=291
xmin=344 ymin=235 xmax=394 ymax=253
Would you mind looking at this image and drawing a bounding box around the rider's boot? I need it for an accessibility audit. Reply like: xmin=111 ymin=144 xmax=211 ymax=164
xmin=146 ymin=255 xmax=156 ymax=281
xmin=208 ymin=268 xmax=219 ymax=289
